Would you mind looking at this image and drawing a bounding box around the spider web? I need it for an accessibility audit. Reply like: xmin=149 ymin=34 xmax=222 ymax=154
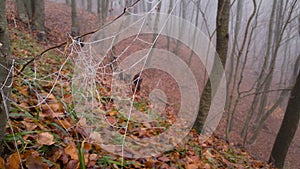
xmin=1 ymin=0 xmax=226 ymax=167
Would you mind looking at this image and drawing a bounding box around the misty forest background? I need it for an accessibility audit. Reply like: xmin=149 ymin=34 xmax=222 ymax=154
xmin=0 ymin=0 xmax=299 ymax=168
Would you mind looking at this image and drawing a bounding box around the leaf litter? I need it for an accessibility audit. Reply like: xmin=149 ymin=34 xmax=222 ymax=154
xmin=1 ymin=1 xmax=278 ymax=168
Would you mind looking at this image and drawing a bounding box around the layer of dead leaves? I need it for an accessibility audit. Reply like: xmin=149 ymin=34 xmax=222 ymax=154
xmin=1 ymin=1 xmax=277 ymax=169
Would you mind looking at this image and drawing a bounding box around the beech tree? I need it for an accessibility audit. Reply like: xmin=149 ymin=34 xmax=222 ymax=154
xmin=0 ymin=0 xmax=11 ymax=154
xmin=16 ymin=0 xmax=45 ymax=39
xmin=71 ymin=0 xmax=79 ymax=36
xmin=269 ymin=68 xmax=300 ymax=168
xmin=193 ymin=0 xmax=230 ymax=133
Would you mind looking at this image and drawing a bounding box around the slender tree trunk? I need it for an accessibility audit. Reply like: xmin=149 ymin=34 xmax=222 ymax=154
xmin=31 ymin=0 xmax=45 ymax=40
xmin=71 ymin=0 xmax=79 ymax=36
xmin=269 ymin=69 xmax=300 ymax=169
xmin=100 ymin=0 xmax=109 ymax=26
xmin=16 ymin=0 xmax=29 ymax=23
xmin=193 ymin=0 xmax=230 ymax=133
xmin=0 ymin=0 xmax=11 ymax=154
xmin=65 ymin=0 xmax=70 ymax=6
xmin=87 ymin=0 xmax=92 ymax=12
xmin=15 ymin=0 xmax=45 ymax=39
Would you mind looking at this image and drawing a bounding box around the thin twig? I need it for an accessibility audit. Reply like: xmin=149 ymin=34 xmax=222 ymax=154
xmin=240 ymin=88 xmax=292 ymax=99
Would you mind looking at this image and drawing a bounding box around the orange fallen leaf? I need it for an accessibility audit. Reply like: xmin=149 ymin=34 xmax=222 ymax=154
xmin=6 ymin=152 xmax=22 ymax=169
xmin=0 ymin=156 xmax=5 ymax=169
xmin=62 ymin=94 xmax=73 ymax=104
xmin=18 ymin=86 xmax=29 ymax=96
xmin=56 ymin=119 xmax=73 ymax=130
xmin=65 ymin=143 xmax=78 ymax=160
xmin=37 ymin=132 xmax=55 ymax=145
xmin=186 ymin=164 xmax=198 ymax=169
xmin=49 ymin=103 xmax=64 ymax=112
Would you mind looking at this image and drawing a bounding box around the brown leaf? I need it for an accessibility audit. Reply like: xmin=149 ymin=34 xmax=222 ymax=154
xmin=25 ymin=154 xmax=49 ymax=169
xmin=62 ymin=94 xmax=73 ymax=104
xmin=145 ymin=159 xmax=155 ymax=168
xmin=106 ymin=116 xmax=116 ymax=124
xmin=65 ymin=143 xmax=78 ymax=160
xmin=6 ymin=152 xmax=22 ymax=169
xmin=66 ymin=160 xmax=79 ymax=169
xmin=158 ymin=155 xmax=170 ymax=162
xmin=59 ymin=150 xmax=69 ymax=164
xmin=49 ymin=103 xmax=64 ymax=112
xmin=202 ymin=163 xmax=211 ymax=169
xmin=0 ymin=157 xmax=5 ymax=169
xmin=87 ymin=154 xmax=98 ymax=168
xmin=186 ymin=164 xmax=199 ymax=169
xmin=56 ymin=119 xmax=73 ymax=130
xmin=22 ymin=119 xmax=37 ymax=131
xmin=49 ymin=148 xmax=62 ymax=163
xmin=18 ymin=86 xmax=29 ymax=96
xmin=37 ymin=132 xmax=55 ymax=145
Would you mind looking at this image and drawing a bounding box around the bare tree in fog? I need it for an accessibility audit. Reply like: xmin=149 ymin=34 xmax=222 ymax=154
xmin=269 ymin=66 xmax=300 ymax=169
xmin=71 ymin=0 xmax=79 ymax=36
xmin=0 ymin=0 xmax=11 ymax=155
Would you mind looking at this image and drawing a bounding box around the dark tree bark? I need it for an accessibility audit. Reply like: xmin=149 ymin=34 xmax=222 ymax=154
xmin=193 ymin=0 xmax=230 ymax=133
xmin=32 ymin=0 xmax=45 ymax=40
xmin=0 ymin=0 xmax=12 ymax=154
xmin=16 ymin=0 xmax=45 ymax=40
xmin=65 ymin=0 xmax=70 ymax=6
xmin=71 ymin=0 xmax=79 ymax=36
xmin=87 ymin=0 xmax=92 ymax=12
xmin=16 ymin=0 xmax=30 ymax=23
xmin=269 ymin=69 xmax=300 ymax=169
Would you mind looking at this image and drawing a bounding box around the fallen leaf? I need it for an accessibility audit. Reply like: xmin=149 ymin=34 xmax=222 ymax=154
xmin=25 ymin=154 xmax=49 ymax=169
xmin=62 ymin=94 xmax=73 ymax=104
xmin=186 ymin=164 xmax=198 ymax=169
xmin=0 ymin=157 xmax=5 ymax=169
xmin=22 ymin=120 xmax=37 ymax=131
xmin=87 ymin=154 xmax=98 ymax=168
xmin=37 ymin=132 xmax=55 ymax=145
xmin=158 ymin=155 xmax=170 ymax=162
xmin=60 ymin=150 xmax=69 ymax=164
xmin=56 ymin=119 xmax=73 ymax=130
xmin=65 ymin=143 xmax=78 ymax=160
xmin=49 ymin=103 xmax=64 ymax=112
xmin=49 ymin=148 xmax=63 ymax=163
xmin=202 ymin=163 xmax=211 ymax=169
xmin=18 ymin=86 xmax=29 ymax=96
xmin=6 ymin=152 xmax=22 ymax=169
xmin=66 ymin=160 xmax=79 ymax=169
xmin=89 ymin=132 xmax=102 ymax=144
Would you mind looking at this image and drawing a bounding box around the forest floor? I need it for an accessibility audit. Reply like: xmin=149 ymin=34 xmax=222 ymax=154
xmin=1 ymin=0 xmax=297 ymax=168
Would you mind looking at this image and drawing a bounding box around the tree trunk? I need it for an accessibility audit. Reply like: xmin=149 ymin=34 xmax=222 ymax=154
xmin=15 ymin=0 xmax=45 ymax=39
xmin=0 ymin=0 xmax=12 ymax=154
xmin=193 ymin=0 xmax=230 ymax=133
xmin=269 ymin=69 xmax=300 ymax=168
xmin=100 ymin=0 xmax=109 ymax=26
xmin=71 ymin=0 xmax=79 ymax=36
xmin=31 ymin=0 xmax=45 ymax=40
xmin=16 ymin=0 xmax=29 ymax=23
xmin=65 ymin=0 xmax=70 ymax=6
xmin=87 ymin=0 xmax=92 ymax=12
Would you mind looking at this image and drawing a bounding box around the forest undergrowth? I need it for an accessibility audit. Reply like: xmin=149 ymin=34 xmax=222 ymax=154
xmin=0 ymin=5 xmax=277 ymax=169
